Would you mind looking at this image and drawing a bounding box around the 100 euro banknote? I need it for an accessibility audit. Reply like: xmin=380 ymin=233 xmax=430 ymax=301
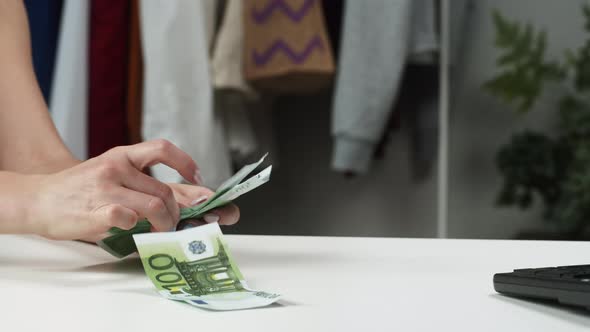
xmin=133 ymin=223 xmax=281 ymax=311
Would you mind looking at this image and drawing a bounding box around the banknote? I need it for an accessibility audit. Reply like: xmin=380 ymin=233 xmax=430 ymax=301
xmin=181 ymin=165 xmax=272 ymax=219
xmin=178 ymin=154 xmax=268 ymax=218
xmin=133 ymin=223 xmax=281 ymax=311
xmin=97 ymin=154 xmax=270 ymax=258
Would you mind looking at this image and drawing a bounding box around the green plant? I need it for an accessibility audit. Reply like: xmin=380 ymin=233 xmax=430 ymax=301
xmin=486 ymin=6 xmax=590 ymax=233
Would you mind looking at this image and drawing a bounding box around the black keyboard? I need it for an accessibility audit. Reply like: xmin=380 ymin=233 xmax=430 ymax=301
xmin=494 ymin=265 xmax=590 ymax=310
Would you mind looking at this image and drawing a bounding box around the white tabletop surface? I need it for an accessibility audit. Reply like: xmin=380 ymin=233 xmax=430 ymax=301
xmin=1 ymin=234 xmax=589 ymax=331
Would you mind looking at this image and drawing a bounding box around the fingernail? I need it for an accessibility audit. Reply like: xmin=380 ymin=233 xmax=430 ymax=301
xmin=190 ymin=196 xmax=208 ymax=206
xmin=204 ymin=213 xmax=220 ymax=223
xmin=193 ymin=170 xmax=203 ymax=185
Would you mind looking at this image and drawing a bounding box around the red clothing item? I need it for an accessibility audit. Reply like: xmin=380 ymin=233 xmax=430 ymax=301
xmin=127 ymin=0 xmax=143 ymax=145
xmin=88 ymin=0 xmax=130 ymax=157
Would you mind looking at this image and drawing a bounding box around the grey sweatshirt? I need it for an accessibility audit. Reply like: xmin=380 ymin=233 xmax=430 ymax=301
xmin=331 ymin=0 xmax=413 ymax=173
xmin=331 ymin=0 xmax=443 ymax=174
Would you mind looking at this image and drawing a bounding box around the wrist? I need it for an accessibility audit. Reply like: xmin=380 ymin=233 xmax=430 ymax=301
xmin=36 ymin=155 xmax=81 ymax=173
xmin=26 ymin=154 xmax=81 ymax=174
xmin=18 ymin=174 xmax=47 ymax=236
xmin=0 ymin=172 xmax=45 ymax=235
xmin=0 ymin=143 xmax=80 ymax=174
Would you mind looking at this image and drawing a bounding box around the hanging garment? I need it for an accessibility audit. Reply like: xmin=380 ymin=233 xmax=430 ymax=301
xmin=213 ymin=0 xmax=282 ymax=169
xmin=331 ymin=0 xmax=413 ymax=174
xmin=217 ymin=90 xmax=258 ymax=166
xmin=126 ymin=0 xmax=143 ymax=145
xmin=243 ymin=0 xmax=336 ymax=94
xmin=23 ymin=0 xmax=63 ymax=105
xmin=140 ymin=1 xmax=232 ymax=186
xmin=373 ymin=1 xmax=440 ymax=180
xmin=201 ymin=0 xmax=220 ymax=51
xmin=49 ymin=0 xmax=90 ymax=160
xmin=409 ymin=0 xmax=439 ymax=63
xmin=212 ymin=0 xmax=259 ymax=166
xmin=331 ymin=0 xmax=441 ymax=175
xmin=212 ymin=0 xmax=255 ymax=96
xmin=88 ymin=0 xmax=130 ymax=158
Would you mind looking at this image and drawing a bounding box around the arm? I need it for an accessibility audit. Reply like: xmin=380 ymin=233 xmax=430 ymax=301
xmin=0 ymin=139 xmax=241 ymax=241
xmin=0 ymin=1 xmax=239 ymax=240
xmin=0 ymin=0 xmax=77 ymax=173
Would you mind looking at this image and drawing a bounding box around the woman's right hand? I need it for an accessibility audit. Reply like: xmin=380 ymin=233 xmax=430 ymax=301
xmin=27 ymin=139 xmax=202 ymax=241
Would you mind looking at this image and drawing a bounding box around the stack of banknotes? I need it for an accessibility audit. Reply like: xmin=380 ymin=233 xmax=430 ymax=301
xmin=97 ymin=154 xmax=280 ymax=310
xmin=98 ymin=154 xmax=271 ymax=258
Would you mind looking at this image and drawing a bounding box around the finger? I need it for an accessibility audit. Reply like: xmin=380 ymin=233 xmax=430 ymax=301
xmin=167 ymin=183 xmax=214 ymax=207
xmin=110 ymin=187 xmax=176 ymax=232
xmin=124 ymin=139 xmax=200 ymax=184
xmin=92 ymin=204 xmax=139 ymax=234
xmin=168 ymin=183 xmax=214 ymax=198
xmin=204 ymin=204 xmax=240 ymax=226
xmin=121 ymin=169 xmax=179 ymax=222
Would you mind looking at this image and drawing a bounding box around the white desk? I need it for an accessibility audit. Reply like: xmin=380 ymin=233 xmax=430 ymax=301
xmin=0 ymin=234 xmax=589 ymax=331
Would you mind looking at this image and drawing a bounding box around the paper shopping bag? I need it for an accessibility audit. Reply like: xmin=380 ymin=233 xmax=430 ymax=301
xmin=243 ymin=0 xmax=336 ymax=94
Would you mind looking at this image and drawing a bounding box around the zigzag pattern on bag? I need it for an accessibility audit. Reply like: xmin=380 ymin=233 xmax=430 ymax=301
xmin=251 ymin=0 xmax=315 ymax=23
xmin=252 ymin=35 xmax=324 ymax=66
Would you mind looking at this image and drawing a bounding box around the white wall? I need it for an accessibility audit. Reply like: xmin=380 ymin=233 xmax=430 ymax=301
xmin=448 ymin=0 xmax=588 ymax=238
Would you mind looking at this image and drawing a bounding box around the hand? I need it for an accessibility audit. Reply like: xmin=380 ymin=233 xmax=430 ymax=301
xmin=28 ymin=139 xmax=204 ymax=241
xmin=168 ymin=183 xmax=240 ymax=229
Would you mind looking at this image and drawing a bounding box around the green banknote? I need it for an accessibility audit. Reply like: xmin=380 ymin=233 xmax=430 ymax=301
xmin=97 ymin=154 xmax=270 ymax=258
xmin=133 ymin=223 xmax=281 ymax=311
xmin=181 ymin=165 xmax=272 ymax=219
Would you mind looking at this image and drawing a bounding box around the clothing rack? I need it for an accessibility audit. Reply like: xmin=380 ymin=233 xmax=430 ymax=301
xmin=437 ymin=0 xmax=450 ymax=238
